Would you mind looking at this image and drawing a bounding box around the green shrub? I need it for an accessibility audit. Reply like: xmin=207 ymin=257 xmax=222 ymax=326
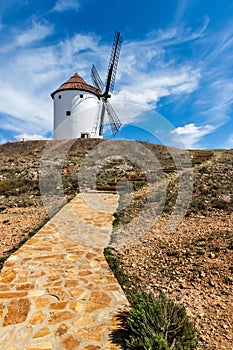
xmin=104 ymin=247 xmax=131 ymax=296
xmin=112 ymin=210 xmax=125 ymax=228
xmin=125 ymin=292 xmax=198 ymax=350
xmin=188 ymin=199 xmax=205 ymax=214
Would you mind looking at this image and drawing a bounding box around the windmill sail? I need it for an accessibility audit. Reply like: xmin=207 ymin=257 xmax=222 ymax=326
xmin=91 ymin=31 xmax=123 ymax=137
xmin=104 ymin=100 xmax=122 ymax=136
xmin=99 ymin=103 xmax=105 ymax=136
xmin=91 ymin=64 xmax=104 ymax=92
xmin=105 ymin=32 xmax=122 ymax=96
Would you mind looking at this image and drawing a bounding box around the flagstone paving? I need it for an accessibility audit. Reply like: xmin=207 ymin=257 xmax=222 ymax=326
xmin=0 ymin=192 xmax=129 ymax=349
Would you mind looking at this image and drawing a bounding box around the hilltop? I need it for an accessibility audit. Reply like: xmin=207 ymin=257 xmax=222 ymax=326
xmin=0 ymin=139 xmax=232 ymax=349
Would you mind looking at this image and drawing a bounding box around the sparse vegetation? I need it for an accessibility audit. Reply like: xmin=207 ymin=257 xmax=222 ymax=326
xmin=125 ymin=292 xmax=197 ymax=350
xmin=105 ymin=248 xmax=198 ymax=350
xmin=0 ymin=140 xmax=232 ymax=350
xmin=104 ymin=247 xmax=132 ymax=297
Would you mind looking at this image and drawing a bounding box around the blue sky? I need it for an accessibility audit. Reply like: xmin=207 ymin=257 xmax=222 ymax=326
xmin=0 ymin=0 xmax=233 ymax=149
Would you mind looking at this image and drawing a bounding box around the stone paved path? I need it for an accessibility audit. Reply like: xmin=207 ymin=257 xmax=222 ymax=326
xmin=0 ymin=192 xmax=129 ymax=349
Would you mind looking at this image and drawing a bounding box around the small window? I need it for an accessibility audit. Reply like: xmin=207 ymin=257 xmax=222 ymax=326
xmin=58 ymin=95 xmax=61 ymax=99
xmin=80 ymin=94 xmax=83 ymax=98
xmin=81 ymin=133 xmax=89 ymax=139
xmin=66 ymin=110 xmax=71 ymax=116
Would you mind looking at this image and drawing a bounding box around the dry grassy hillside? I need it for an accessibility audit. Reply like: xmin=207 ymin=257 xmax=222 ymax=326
xmin=0 ymin=139 xmax=232 ymax=349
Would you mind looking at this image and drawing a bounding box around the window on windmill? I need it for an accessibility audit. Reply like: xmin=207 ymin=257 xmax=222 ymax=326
xmin=80 ymin=94 xmax=83 ymax=98
xmin=58 ymin=95 xmax=61 ymax=99
xmin=66 ymin=110 xmax=71 ymax=116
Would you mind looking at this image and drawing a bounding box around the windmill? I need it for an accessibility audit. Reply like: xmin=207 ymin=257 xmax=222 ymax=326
xmin=91 ymin=32 xmax=123 ymax=137
xmin=51 ymin=32 xmax=123 ymax=140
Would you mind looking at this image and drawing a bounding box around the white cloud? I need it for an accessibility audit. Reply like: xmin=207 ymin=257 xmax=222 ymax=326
xmin=53 ymin=0 xmax=80 ymax=12
xmin=0 ymin=25 xmax=203 ymax=139
xmin=174 ymin=0 xmax=189 ymax=24
xmin=1 ymin=20 xmax=53 ymax=54
xmin=224 ymin=133 xmax=233 ymax=149
xmin=14 ymin=133 xmax=46 ymax=141
xmin=171 ymin=123 xmax=215 ymax=149
xmin=108 ymin=101 xmax=148 ymax=125
xmin=16 ymin=21 xmax=53 ymax=46
xmin=0 ymin=138 xmax=7 ymax=145
xmin=0 ymin=12 xmax=232 ymax=148
xmin=0 ymin=31 xmax=102 ymax=137
xmin=0 ymin=86 xmax=50 ymax=122
xmin=114 ymin=67 xmax=200 ymax=108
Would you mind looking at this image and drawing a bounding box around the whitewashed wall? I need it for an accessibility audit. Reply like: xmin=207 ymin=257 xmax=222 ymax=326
xmin=53 ymin=90 xmax=101 ymax=139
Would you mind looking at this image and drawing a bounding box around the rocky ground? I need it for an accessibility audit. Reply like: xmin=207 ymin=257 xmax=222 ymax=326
xmin=0 ymin=139 xmax=101 ymax=260
xmin=0 ymin=139 xmax=232 ymax=349
xmin=113 ymin=211 xmax=232 ymax=349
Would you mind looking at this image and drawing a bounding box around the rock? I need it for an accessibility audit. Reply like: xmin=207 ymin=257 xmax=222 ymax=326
xmin=3 ymin=298 xmax=31 ymax=326
xmin=209 ymin=280 xmax=215 ymax=287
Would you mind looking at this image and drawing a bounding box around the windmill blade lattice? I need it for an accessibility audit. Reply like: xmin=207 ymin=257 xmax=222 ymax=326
xmin=99 ymin=103 xmax=105 ymax=136
xmin=104 ymin=100 xmax=122 ymax=136
xmin=105 ymin=32 xmax=122 ymax=95
xmin=91 ymin=31 xmax=122 ymax=137
xmin=91 ymin=64 xmax=104 ymax=92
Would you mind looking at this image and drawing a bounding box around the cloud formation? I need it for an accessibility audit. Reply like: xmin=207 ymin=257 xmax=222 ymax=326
xmin=14 ymin=133 xmax=46 ymax=141
xmin=0 ymin=2 xmax=232 ymax=148
xmin=224 ymin=133 xmax=233 ymax=149
xmin=15 ymin=21 xmax=53 ymax=47
xmin=53 ymin=0 xmax=80 ymax=12
xmin=171 ymin=123 xmax=215 ymax=149
xmin=0 ymin=21 xmax=203 ymax=141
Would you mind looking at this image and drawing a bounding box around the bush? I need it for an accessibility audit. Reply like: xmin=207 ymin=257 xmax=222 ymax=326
xmin=125 ymin=292 xmax=198 ymax=350
xmin=188 ymin=199 xmax=205 ymax=214
xmin=104 ymin=247 xmax=131 ymax=296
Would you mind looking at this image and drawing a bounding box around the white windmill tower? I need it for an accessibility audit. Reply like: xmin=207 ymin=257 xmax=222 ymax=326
xmin=51 ymin=73 xmax=100 ymax=139
xmin=51 ymin=32 xmax=122 ymax=140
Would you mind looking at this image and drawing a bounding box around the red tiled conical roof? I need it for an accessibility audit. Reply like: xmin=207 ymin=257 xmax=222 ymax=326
xmin=51 ymin=73 xmax=100 ymax=99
